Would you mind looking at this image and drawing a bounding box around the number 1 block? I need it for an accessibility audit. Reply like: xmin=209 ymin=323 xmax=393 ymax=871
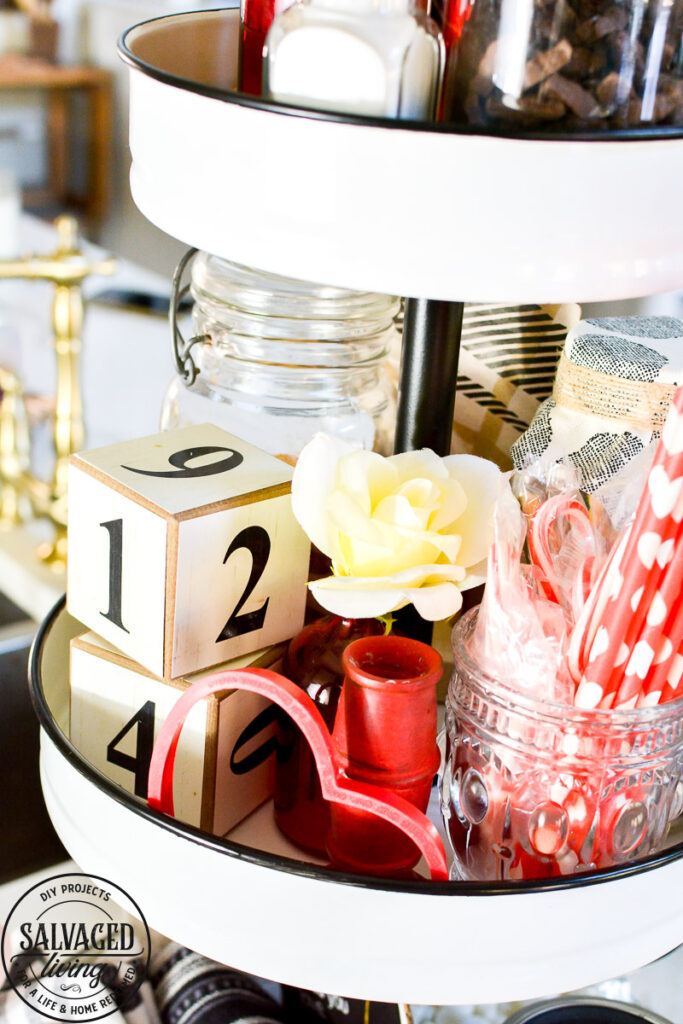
xmin=67 ymin=424 xmax=311 ymax=679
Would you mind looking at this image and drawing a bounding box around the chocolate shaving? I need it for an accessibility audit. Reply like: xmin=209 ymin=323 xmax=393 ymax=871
xmin=564 ymin=45 xmax=606 ymax=79
xmin=576 ymin=6 xmax=628 ymax=43
xmin=486 ymin=93 xmax=567 ymax=123
xmin=522 ymin=39 xmax=573 ymax=90
xmin=595 ymin=70 xmax=621 ymax=107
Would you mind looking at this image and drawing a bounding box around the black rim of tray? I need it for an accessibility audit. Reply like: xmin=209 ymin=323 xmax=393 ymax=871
xmin=118 ymin=9 xmax=683 ymax=144
xmin=30 ymin=595 xmax=683 ymax=897
xmin=502 ymin=996 xmax=674 ymax=1023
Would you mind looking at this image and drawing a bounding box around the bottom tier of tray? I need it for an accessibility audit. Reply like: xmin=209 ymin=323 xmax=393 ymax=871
xmin=30 ymin=598 xmax=683 ymax=1006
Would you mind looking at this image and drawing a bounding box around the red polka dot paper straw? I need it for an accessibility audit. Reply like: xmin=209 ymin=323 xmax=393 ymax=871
xmin=614 ymin=524 xmax=683 ymax=708
xmin=659 ymin=640 xmax=683 ymax=704
xmin=636 ymin=585 xmax=683 ymax=706
xmin=575 ymin=386 xmax=683 ymax=709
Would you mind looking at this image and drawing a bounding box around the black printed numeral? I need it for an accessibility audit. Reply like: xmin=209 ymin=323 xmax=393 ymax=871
xmin=100 ymin=518 xmax=129 ymax=633
xmin=230 ymin=705 xmax=280 ymax=775
xmin=216 ymin=525 xmax=271 ymax=643
xmin=106 ymin=701 xmax=155 ymax=799
xmin=121 ymin=445 xmax=243 ymax=479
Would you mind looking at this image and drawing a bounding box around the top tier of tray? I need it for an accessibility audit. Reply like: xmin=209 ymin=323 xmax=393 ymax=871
xmin=119 ymin=9 xmax=683 ymax=303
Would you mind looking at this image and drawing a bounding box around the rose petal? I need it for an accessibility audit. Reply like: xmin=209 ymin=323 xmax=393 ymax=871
xmin=310 ymin=564 xmax=467 ymax=620
xmin=328 ymin=489 xmax=387 ymax=547
xmin=395 ymin=478 xmax=442 ymax=513
xmin=374 ymin=493 xmax=432 ymax=531
xmin=390 ymin=449 xmax=450 ymax=484
xmin=308 ymin=583 xmax=407 ymax=619
xmin=441 ymin=455 xmax=502 ymax=567
xmin=427 ymin=476 xmax=468 ymax=532
xmin=410 ymin=583 xmax=464 ymax=620
xmin=292 ymin=433 xmax=356 ymax=555
xmin=336 ymin=534 xmax=454 ymax=577
xmin=459 ymin=555 xmax=488 ymax=590
xmin=336 ymin=449 xmax=397 ymax=515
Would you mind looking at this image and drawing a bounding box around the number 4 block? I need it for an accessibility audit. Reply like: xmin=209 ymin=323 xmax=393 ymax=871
xmin=67 ymin=424 xmax=311 ymax=679
xmin=70 ymin=631 xmax=284 ymax=832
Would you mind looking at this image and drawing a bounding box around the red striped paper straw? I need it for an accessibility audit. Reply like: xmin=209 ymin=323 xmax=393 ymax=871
xmin=566 ymin=528 xmax=628 ymax=686
xmin=575 ymin=386 xmax=683 ymax=709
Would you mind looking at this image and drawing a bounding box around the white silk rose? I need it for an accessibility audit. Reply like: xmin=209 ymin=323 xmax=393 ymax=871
xmin=292 ymin=434 xmax=501 ymax=621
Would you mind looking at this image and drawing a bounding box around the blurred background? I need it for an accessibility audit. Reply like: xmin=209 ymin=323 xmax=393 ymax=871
xmin=0 ymin=0 xmax=243 ymax=273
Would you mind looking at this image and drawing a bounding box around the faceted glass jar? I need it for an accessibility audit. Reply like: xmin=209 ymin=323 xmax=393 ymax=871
xmin=442 ymin=609 xmax=683 ymax=881
xmin=442 ymin=0 xmax=683 ymax=132
xmin=161 ymin=253 xmax=399 ymax=458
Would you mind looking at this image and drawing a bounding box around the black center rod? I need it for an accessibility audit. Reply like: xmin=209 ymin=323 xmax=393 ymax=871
xmin=392 ymin=297 xmax=465 ymax=642
xmin=393 ymin=297 xmax=464 ymax=457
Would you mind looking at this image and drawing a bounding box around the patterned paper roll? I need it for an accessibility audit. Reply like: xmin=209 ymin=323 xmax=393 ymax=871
xmin=512 ymin=316 xmax=683 ymax=497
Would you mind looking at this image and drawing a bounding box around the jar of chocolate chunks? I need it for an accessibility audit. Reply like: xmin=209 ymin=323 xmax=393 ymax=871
xmin=442 ymin=0 xmax=683 ymax=132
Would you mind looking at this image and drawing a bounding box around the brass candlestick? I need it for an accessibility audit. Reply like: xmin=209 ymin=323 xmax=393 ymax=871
xmin=0 ymin=215 xmax=115 ymax=568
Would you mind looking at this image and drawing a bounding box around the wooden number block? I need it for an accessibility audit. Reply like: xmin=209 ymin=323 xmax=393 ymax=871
xmin=70 ymin=631 xmax=285 ymax=834
xmin=67 ymin=424 xmax=310 ymax=679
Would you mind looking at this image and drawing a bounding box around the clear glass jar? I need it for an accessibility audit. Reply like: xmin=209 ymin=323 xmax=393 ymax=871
xmin=161 ymin=253 xmax=399 ymax=458
xmin=442 ymin=0 xmax=683 ymax=132
xmin=264 ymin=0 xmax=443 ymax=120
xmin=442 ymin=609 xmax=683 ymax=882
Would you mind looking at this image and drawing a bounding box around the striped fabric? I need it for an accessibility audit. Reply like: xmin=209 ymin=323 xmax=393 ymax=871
xmin=389 ymin=302 xmax=580 ymax=468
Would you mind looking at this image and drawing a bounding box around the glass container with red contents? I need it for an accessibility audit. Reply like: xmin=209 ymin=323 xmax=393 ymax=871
xmin=239 ymin=0 xmax=291 ymax=95
xmin=274 ymin=615 xmax=384 ymax=854
xmin=442 ymin=608 xmax=683 ymax=881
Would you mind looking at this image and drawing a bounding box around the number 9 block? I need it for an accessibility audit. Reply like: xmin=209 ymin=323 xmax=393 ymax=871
xmin=67 ymin=424 xmax=311 ymax=679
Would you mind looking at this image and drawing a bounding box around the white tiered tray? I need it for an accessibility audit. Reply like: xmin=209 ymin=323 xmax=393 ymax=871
xmin=119 ymin=10 xmax=683 ymax=304
xmin=31 ymin=599 xmax=683 ymax=1006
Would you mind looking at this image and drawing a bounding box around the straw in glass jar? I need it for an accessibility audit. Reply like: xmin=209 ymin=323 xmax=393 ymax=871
xmin=574 ymin=386 xmax=683 ymax=710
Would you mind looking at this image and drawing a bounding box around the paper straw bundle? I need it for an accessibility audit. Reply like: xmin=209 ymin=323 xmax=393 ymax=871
xmin=572 ymin=386 xmax=683 ymax=711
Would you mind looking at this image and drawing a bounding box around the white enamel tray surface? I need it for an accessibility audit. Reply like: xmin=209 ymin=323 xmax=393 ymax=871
xmin=32 ymin=599 xmax=683 ymax=1006
xmin=119 ymin=11 xmax=683 ymax=305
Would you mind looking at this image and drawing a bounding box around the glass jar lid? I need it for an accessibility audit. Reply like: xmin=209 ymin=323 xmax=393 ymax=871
xmin=191 ymin=252 xmax=400 ymax=343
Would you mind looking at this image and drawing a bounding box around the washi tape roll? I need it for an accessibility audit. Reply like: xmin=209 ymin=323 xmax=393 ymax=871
xmin=512 ymin=316 xmax=683 ymax=495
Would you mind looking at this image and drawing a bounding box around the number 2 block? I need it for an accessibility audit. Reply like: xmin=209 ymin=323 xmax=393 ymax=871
xmin=67 ymin=424 xmax=311 ymax=679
